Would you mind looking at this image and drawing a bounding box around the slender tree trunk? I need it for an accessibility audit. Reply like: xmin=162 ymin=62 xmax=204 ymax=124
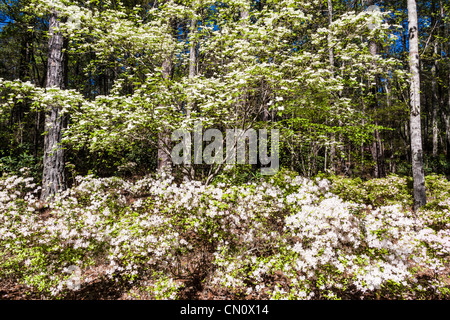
xmin=430 ymin=0 xmax=440 ymax=158
xmin=34 ymin=110 xmax=41 ymax=158
xmin=157 ymin=128 xmax=172 ymax=172
xmin=157 ymin=16 xmax=178 ymax=173
xmin=327 ymin=0 xmax=337 ymax=173
xmin=384 ymin=67 xmax=394 ymax=173
xmin=431 ymin=43 xmax=439 ymax=157
xmin=157 ymin=55 xmax=173 ymax=173
xmin=186 ymin=17 xmax=197 ymax=179
xmin=189 ymin=19 xmax=197 ymax=85
xmin=407 ymin=0 xmax=427 ymax=210
xmin=41 ymin=10 xmax=67 ymax=201
xmin=367 ymin=0 xmax=386 ymax=178
xmin=19 ymin=33 xmax=30 ymax=80
xmin=448 ymin=56 xmax=450 ymax=165
xmin=240 ymin=4 xmax=252 ymax=118
xmin=371 ymin=125 xmax=386 ymax=178
xmin=445 ymin=0 xmax=450 ymax=165
xmin=443 ymin=110 xmax=450 ymax=161
xmin=368 ymin=44 xmax=379 ymax=179
xmin=446 ymin=114 xmax=450 ymax=164
xmin=261 ymin=80 xmax=270 ymax=121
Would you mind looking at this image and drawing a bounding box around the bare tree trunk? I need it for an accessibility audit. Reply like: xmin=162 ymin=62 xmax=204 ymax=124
xmin=445 ymin=0 xmax=450 ymax=164
xmin=157 ymin=128 xmax=172 ymax=172
xmin=240 ymin=4 xmax=254 ymax=119
xmin=367 ymin=0 xmax=386 ymax=178
xmin=430 ymin=0 xmax=440 ymax=157
xmin=19 ymin=33 xmax=31 ymax=80
xmin=443 ymin=110 xmax=450 ymax=161
xmin=328 ymin=0 xmax=337 ymax=173
xmin=407 ymin=0 xmax=427 ymax=210
xmin=431 ymin=43 xmax=439 ymax=157
xmin=157 ymin=55 xmax=173 ymax=173
xmin=189 ymin=17 xmax=197 ymax=84
xmin=185 ymin=17 xmax=197 ymax=179
xmin=448 ymin=51 xmax=450 ymax=165
xmin=370 ymin=125 xmax=386 ymax=178
xmin=41 ymin=10 xmax=67 ymax=201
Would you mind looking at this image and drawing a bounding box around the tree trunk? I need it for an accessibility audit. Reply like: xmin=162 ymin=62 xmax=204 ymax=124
xmin=448 ymin=52 xmax=450 ymax=165
xmin=189 ymin=19 xmax=197 ymax=84
xmin=186 ymin=17 xmax=197 ymax=178
xmin=431 ymin=42 xmax=439 ymax=157
xmin=19 ymin=34 xmax=30 ymax=80
xmin=443 ymin=110 xmax=450 ymax=162
xmin=367 ymin=0 xmax=386 ymax=178
xmin=41 ymin=10 xmax=67 ymax=201
xmin=157 ymin=55 xmax=173 ymax=173
xmin=157 ymin=128 xmax=172 ymax=173
xmin=407 ymin=0 xmax=427 ymax=210
xmin=445 ymin=0 xmax=450 ymax=165
xmin=240 ymin=5 xmax=252 ymax=119
xmin=371 ymin=125 xmax=386 ymax=178
xmin=327 ymin=0 xmax=337 ymax=173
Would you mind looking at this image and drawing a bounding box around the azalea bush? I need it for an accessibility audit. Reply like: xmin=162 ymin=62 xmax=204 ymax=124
xmin=325 ymin=174 xmax=413 ymax=207
xmin=0 ymin=170 xmax=449 ymax=299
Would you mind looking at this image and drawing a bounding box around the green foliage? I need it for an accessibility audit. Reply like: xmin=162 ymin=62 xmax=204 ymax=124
xmin=416 ymin=174 xmax=450 ymax=231
xmin=211 ymin=164 xmax=262 ymax=185
xmin=0 ymin=149 xmax=40 ymax=182
xmin=326 ymin=174 xmax=414 ymax=207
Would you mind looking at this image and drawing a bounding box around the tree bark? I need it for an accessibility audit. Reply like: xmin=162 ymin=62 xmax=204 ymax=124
xmin=445 ymin=0 xmax=450 ymax=164
xmin=189 ymin=20 xmax=197 ymax=82
xmin=41 ymin=10 xmax=67 ymax=201
xmin=157 ymin=54 xmax=174 ymax=173
xmin=407 ymin=0 xmax=427 ymax=210
xmin=327 ymin=0 xmax=337 ymax=173
xmin=431 ymin=42 xmax=439 ymax=157
xmin=448 ymin=46 xmax=450 ymax=165
xmin=367 ymin=0 xmax=386 ymax=178
xmin=186 ymin=16 xmax=197 ymax=179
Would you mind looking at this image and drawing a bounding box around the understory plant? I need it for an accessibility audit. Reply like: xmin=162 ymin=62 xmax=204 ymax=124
xmin=0 ymin=171 xmax=449 ymax=299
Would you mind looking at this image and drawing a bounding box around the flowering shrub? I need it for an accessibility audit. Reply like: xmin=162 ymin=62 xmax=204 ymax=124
xmin=327 ymin=174 xmax=413 ymax=207
xmin=0 ymin=171 xmax=449 ymax=299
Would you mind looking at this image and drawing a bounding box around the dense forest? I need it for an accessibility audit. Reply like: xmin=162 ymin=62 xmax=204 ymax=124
xmin=0 ymin=0 xmax=450 ymax=300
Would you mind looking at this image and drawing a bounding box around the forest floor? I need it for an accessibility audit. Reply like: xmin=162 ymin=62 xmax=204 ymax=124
xmin=0 ymin=275 xmax=233 ymax=300
xmin=2 ymin=264 xmax=448 ymax=300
